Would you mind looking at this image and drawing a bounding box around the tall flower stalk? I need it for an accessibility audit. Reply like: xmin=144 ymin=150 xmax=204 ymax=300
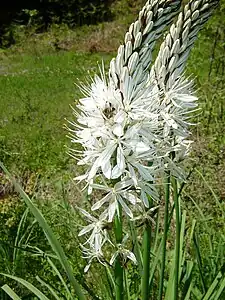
xmin=141 ymin=216 xmax=152 ymax=300
xmin=114 ymin=204 xmax=123 ymax=300
xmin=158 ymin=174 xmax=170 ymax=300
xmin=67 ymin=0 xmax=219 ymax=298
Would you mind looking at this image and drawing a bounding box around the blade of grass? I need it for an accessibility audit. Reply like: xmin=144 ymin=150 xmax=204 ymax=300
xmin=149 ymin=239 xmax=163 ymax=291
xmin=1 ymin=284 xmax=22 ymax=300
xmin=172 ymin=177 xmax=181 ymax=300
xmin=214 ymin=238 xmax=225 ymax=275
xmin=192 ymin=286 xmax=203 ymax=299
xmin=182 ymin=261 xmax=194 ymax=300
xmin=129 ymin=220 xmax=143 ymax=276
xmin=183 ymin=281 xmax=193 ymax=300
xmin=195 ymin=169 xmax=225 ymax=218
xmin=212 ymin=275 xmax=225 ymax=300
xmin=164 ymin=249 xmax=175 ymax=300
xmin=153 ymin=210 xmax=160 ymax=253
xmin=0 ymin=162 xmax=86 ymax=300
xmin=193 ymin=231 xmax=207 ymax=293
xmin=114 ymin=203 xmax=123 ymax=300
xmin=141 ymin=220 xmax=151 ymax=300
xmin=165 ymin=212 xmax=186 ymax=300
xmin=179 ymin=211 xmax=187 ymax=279
xmin=13 ymin=208 xmax=29 ymax=263
xmin=0 ymin=274 xmax=49 ymax=300
xmin=202 ymin=271 xmax=223 ymax=300
xmin=36 ymin=276 xmax=61 ymax=300
xmin=124 ymin=269 xmax=131 ymax=300
xmin=158 ymin=174 xmax=170 ymax=300
xmin=105 ymin=266 xmax=116 ymax=299
xmin=46 ymin=257 xmax=73 ymax=299
xmin=187 ymin=194 xmax=217 ymax=270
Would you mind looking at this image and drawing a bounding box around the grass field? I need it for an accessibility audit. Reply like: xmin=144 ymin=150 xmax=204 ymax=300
xmin=1 ymin=21 xmax=224 ymax=202
xmin=0 ymin=1 xmax=225 ymax=298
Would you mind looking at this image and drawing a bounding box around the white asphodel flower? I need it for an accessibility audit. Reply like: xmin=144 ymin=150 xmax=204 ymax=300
xmin=68 ymin=72 xmax=165 ymax=188
xmin=81 ymin=243 xmax=106 ymax=273
xmin=110 ymin=248 xmax=137 ymax=266
xmin=78 ymin=208 xmax=109 ymax=251
xmin=68 ymin=0 xmax=218 ymax=270
xmin=91 ymin=179 xmax=140 ymax=222
xmin=110 ymin=234 xmax=137 ymax=266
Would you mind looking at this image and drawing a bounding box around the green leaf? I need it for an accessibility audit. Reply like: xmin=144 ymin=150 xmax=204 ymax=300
xmin=182 ymin=261 xmax=194 ymax=300
xmin=196 ymin=169 xmax=225 ymax=218
xmin=202 ymin=272 xmax=223 ymax=300
xmin=36 ymin=276 xmax=61 ymax=300
xmin=192 ymin=286 xmax=203 ymax=299
xmin=212 ymin=275 xmax=225 ymax=300
xmin=1 ymin=274 xmax=49 ymax=300
xmin=149 ymin=239 xmax=163 ymax=289
xmin=46 ymin=257 xmax=73 ymax=299
xmin=129 ymin=220 xmax=143 ymax=275
xmin=105 ymin=265 xmax=116 ymax=295
xmin=193 ymin=231 xmax=207 ymax=293
xmin=183 ymin=281 xmax=193 ymax=300
xmin=13 ymin=208 xmax=29 ymax=263
xmin=1 ymin=284 xmax=22 ymax=300
xmin=0 ymin=162 xmax=86 ymax=300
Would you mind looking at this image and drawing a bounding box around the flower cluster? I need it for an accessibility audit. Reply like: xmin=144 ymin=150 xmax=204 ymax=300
xmin=67 ymin=0 xmax=218 ymax=270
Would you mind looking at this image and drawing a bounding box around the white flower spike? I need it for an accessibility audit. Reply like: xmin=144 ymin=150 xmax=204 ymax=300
xmin=68 ymin=0 xmax=219 ymax=270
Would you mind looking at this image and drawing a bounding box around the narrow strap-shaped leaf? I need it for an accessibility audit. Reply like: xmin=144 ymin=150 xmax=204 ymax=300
xmin=149 ymin=238 xmax=163 ymax=289
xmin=192 ymin=286 xmax=203 ymax=299
xmin=202 ymin=272 xmax=223 ymax=300
xmin=182 ymin=261 xmax=194 ymax=300
xmin=183 ymin=281 xmax=193 ymax=300
xmin=1 ymin=274 xmax=49 ymax=300
xmin=179 ymin=211 xmax=186 ymax=279
xmin=196 ymin=169 xmax=225 ymax=218
xmin=193 ymin=231 xmax=207 ymax=293
xmin=0 ymin=162 xmax=86 ymax=300
xmin=1 ymin=284 xmax=22 ymax=300
xmin=105 ymin=265 xmax=116 ymax=298
xmin=13 ymin=208 xmax=29 ymax=263
xmin=124 ymin=269 xmax=131 ymax=300
xmin=164 ymin=250 xmax=175 ymax=300
xmin=212 ymin=275 xmax=225 ymax=300
xmin=129 ymin=220 xmax=143 ymax=275
xmin=36 ymin=276 xmax=61 ymax=300
xmin=46 ymin=257 xmax=73 ymax=299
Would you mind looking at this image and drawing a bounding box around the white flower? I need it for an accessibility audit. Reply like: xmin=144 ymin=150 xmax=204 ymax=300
xmin=69 ymin=70 xmax=165 ymax=189
xmin=78 ymin=208 xmax=109 ymax=252
xmin=160 ymin=76 xmax=199 ymax=139
xmin=137 ymin=180 xmax=160 ymax=207
xmin=81 ymin=243 xmax=105 ymax=273
xmin=132 ymin=204 xmax=160 ymax=224
xmin=110 ymin=234 xmax=137 ymax=266
xmin=91 ymin=179 xmax=140 ymax=222
xmin=110 ymin=248 xmax=137 ymax=266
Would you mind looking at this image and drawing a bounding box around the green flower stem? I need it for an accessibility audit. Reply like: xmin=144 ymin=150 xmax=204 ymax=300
xmin=124 ymin=268 xmax=131 ymax=300
xmin=114 ymin=204 xmax=123 ymax=300
xmin=141 ymin=220 xmax=151 ymax=300
xmin=158 ymin=174 xmax=170 ymax=300
xmin=172 ymin=177 xmax=180 ymax=300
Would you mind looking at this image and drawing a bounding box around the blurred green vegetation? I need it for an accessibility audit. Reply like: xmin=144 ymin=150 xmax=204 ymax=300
xmin=0 ymin=0 xmax=116 ymax=47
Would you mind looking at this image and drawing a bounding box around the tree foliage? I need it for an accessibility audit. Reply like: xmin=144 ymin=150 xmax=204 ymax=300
xmin=0 ymin=0 xmax=115 ymax=47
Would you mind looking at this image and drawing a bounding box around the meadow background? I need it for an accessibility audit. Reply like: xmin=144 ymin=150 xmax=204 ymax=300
xmin=0 ymin=0 xmax=225 ymax=298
